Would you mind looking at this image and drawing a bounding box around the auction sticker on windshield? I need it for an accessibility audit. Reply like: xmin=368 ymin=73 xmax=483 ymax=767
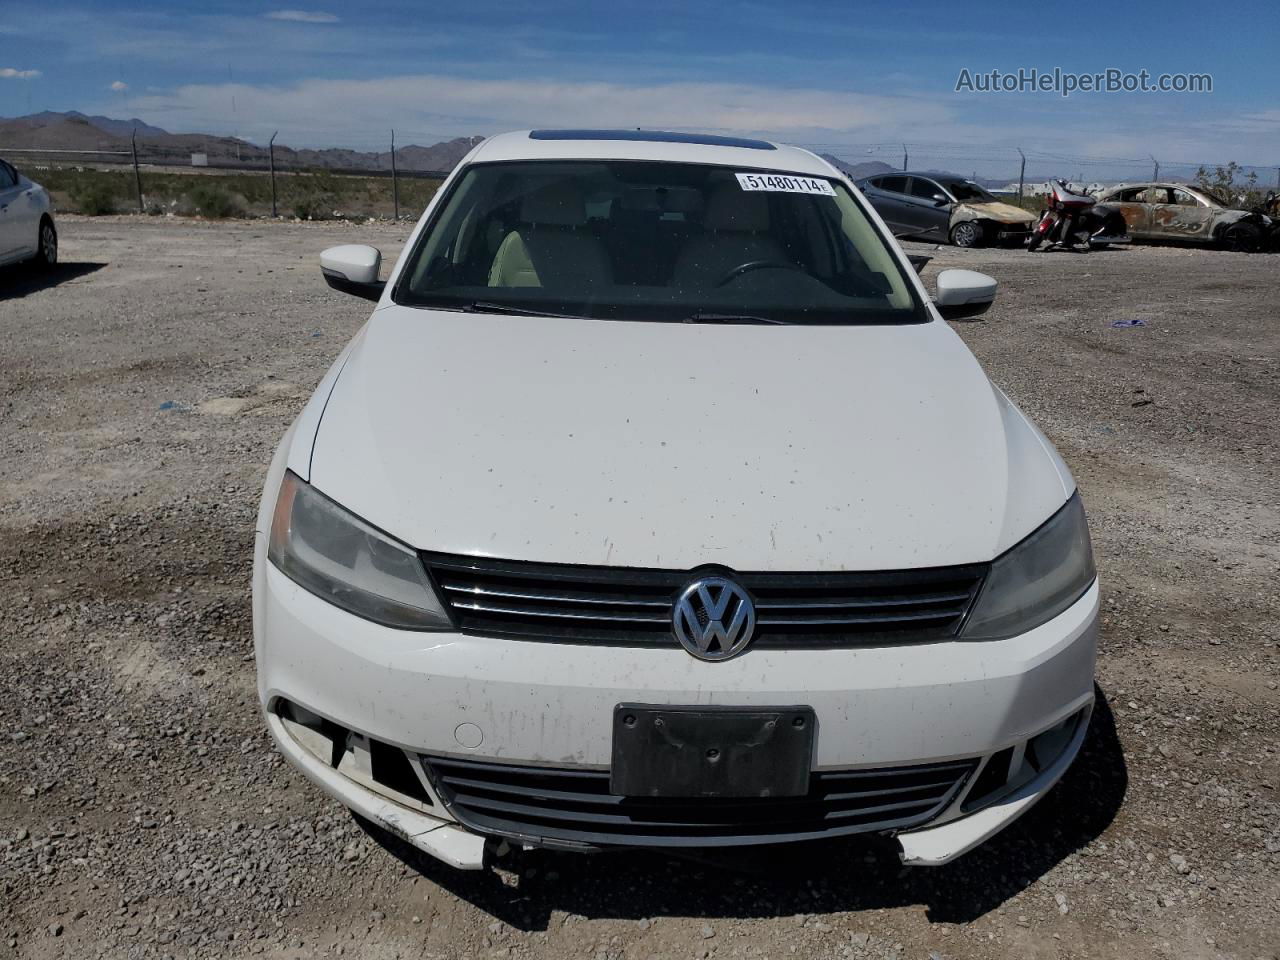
xmin=736 ymin=172 xmax=836 ymax=196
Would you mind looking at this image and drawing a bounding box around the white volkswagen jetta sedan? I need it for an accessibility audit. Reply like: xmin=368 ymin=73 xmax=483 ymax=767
xmin=254 ymin=130 xmax=1098 ymax=870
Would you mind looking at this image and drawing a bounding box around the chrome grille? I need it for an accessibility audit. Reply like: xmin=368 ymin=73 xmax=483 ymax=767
xmin=423 ymin=755 xmax=977 ymax=848
xmin=421 ymin=552 xmax=986 ymax=647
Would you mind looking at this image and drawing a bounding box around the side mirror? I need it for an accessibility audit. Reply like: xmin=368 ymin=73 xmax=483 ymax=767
xmin=320 ymin=245 xmax=384 ymax=301
xmin=932 ymin=194 xmax=949 ymax=206
xmin=934 ymin=268 xmax=997 ymax=320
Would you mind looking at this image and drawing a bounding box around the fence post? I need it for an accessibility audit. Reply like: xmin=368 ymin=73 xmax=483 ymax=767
xmin=268 ymin=131 xmax=278 ymax=218
xmin=131 ymin=129 xmax=143 ymax=213
xmin=1017 ymin=148 xmax=1026 ymax=204
xmin=391 ymin=129 xmax=399 ymax=222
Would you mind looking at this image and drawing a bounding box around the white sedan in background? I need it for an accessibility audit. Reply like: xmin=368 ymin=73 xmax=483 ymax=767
xmin=0 ymin=157 xmax=57 ymax=269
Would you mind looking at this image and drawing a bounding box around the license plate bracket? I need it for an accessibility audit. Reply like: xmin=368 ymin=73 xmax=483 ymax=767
xmin=610 ymin=704 xmax=815 ymax=798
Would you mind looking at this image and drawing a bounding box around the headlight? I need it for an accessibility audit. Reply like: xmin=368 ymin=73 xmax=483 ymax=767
xmin=961 ymin=493 xmax=1096 ymax=640
xmin=268 ymin=471 xmax=451 ymax=630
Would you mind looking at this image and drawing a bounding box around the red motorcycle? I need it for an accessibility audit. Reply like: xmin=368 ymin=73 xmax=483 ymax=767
xmin=1028 ymin=180 xmax=1129 ymax=251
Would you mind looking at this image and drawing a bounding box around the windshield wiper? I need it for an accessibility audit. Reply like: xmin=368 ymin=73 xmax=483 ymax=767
xmin=457 ymin=300 xmax=580 ymax=318
xmin=683 ymin=312 xmax=793 ymax=325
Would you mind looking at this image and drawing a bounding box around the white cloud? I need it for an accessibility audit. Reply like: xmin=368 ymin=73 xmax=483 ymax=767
xmin=264 ymin=10 xmax=339 ymax=23
xmin=118 ymin=73 xmax=951 ymax=148
xmin=0 ymin=67 xmax=41 ymax=79
xmin=86 ymin=71 xmax=1280 ymax=178
xmin=110 ymin=80 xmax=129 ymax=91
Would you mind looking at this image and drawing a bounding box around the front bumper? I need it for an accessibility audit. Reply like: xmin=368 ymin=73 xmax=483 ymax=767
xmin=255 ymin=537 xmax=1098 ymax=866
xmin=994 ymin=224 xmax=1034 ymax=244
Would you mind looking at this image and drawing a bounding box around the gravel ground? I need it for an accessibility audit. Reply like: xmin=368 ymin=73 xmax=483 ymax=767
xmin=1 ymin=216 xmax=1277 ymax=960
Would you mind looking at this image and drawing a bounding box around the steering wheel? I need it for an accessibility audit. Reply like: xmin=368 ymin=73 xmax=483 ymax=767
xmin=714 ymin=260 xmax=804 ymax=288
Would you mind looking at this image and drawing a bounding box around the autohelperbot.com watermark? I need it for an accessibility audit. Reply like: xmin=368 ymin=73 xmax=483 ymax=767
xmin=955 ymin=67 xmax=1212 ymax=98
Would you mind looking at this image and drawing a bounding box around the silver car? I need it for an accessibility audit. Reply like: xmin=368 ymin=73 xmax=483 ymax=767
xmin=856 ymin=173 xmax=1036 ymax=248
xmin=1092 ymin=182 xmax=1271 ymax=251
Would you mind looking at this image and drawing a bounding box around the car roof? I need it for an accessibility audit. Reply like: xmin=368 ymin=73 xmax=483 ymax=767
xmin=468 ymin=130 xmax=836 ymax=177
xmin=1103 ymin=182 xmax=1199 ymax=192
xmin=862 ymin=172 xmax=946 ymax=180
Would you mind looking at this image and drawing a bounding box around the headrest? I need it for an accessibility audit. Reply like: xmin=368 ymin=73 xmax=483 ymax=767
xmin=703 ymin=186 xmax=770 ymax=232
xmin=520 ymin=181 xmax=587 ymax=226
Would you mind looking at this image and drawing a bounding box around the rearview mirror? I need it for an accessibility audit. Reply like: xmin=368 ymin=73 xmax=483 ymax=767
xmin=320 ymin=245 xmax=384 ymax=301
xmin=934 ymin=269 xmax=997 ymax=320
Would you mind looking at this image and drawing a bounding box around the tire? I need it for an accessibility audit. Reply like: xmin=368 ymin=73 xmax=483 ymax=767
xmin=1221 ymin=223 xmax=1261 ymax=253
xmin=1027 ymin=230 xmax=1045 ymax=252
xmin=34 ymin=217 xmax=57 ymax=269
xmin=949 ymin=221 xmax=982 ymax=248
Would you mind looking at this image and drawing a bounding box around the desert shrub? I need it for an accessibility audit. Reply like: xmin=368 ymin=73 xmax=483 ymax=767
xmin=232 ymin=176 xmax=269 ymax=206
xmin=291 ymin=194 xmax=326 ymax=220
xmin=1194 ymin=162 xmax=1266 ymax=209
xmin=187 ymin=182 xmax=242 ymax=218
xmin=289 ymin=171 xmax=344 ymax=220
xmin=69 ymin=179 xmax=118 ymax=215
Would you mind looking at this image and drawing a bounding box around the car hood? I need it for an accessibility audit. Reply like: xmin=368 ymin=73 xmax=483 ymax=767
xmin=308 ymin=305 xmax=1071 ymax=571
xmin=953 ymin=201 xmax=1036 ymax=225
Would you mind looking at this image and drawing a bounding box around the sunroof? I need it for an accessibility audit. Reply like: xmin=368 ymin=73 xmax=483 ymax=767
xmin=529 ymin=129 xmax=776 ymax=150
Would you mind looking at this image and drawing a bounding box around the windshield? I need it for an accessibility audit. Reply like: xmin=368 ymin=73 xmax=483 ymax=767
xmin=940 ymin=180 xmax=996 ymax=203
xmin=394 ymin=160 xmax=926 ymax=325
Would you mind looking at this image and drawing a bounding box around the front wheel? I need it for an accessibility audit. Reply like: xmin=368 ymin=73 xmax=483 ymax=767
xmin=949 ymin=221 xmax=982 ymax=248
xmin=34 ymin=217 xmax=57 ymax=269
xmin=1222 ymin=223 xmax=1261 ymax=253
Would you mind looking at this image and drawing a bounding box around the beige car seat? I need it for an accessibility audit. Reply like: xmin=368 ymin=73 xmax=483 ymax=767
xmin=488 ymin=182 xmax=612 ymax=290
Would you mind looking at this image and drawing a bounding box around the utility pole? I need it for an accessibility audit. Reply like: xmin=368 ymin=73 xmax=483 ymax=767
xmin=902 ymin=144 xmax=908 ymax=171
xmin=390 ymin=130 xmax=399 ymax=222
xmin=1151 ymin=155 xmax=1159 ymax=180
xmin=1017 ymin=148 xmax=1026 ymax=204
xmin=131 ymin=128 xmax=143 ymax=213
xmin=268 ymin=131 xmax=278 ymax=218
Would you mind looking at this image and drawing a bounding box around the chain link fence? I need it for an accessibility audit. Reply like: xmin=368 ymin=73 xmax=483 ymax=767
xmin=5 ymin=134 xmax=1278 ymax=220
xmin=0 ymin=133 xmax=454 ymax=221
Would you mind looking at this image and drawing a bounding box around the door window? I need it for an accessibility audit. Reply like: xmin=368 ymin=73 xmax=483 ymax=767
xmin=1115 ymin=187 xmax=1151 ymax=203
xmin=878 ymin=175 xmax=908 ymax=194
xmin=907 ymin=178 xmax=943 ymax=201
xmin=0 ymin=162 xmax=16 ymax=190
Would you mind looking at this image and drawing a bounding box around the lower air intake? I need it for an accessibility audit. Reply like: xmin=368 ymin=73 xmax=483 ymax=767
xmin=422 ymin=755 xmax=977 ymax=848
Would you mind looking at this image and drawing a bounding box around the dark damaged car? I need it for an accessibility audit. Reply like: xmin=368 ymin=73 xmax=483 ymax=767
xmin=855 ymin=173 xmax=1036 ymax=248
xmin=1093 ymin=183 xmax=1274 ymax=252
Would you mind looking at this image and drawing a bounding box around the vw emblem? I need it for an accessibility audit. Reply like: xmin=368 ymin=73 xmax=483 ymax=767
xmin=673 ymin=576 xmax=756 ymax=661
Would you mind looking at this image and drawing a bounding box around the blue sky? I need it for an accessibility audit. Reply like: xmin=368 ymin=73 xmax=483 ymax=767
xmin=3 ymin=0 xmax=1278 ymax=180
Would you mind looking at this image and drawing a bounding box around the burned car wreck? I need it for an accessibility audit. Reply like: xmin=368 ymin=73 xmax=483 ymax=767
xmin=856 ymin=173 xmax=1036 ymax=247
xmin=1092 ymin=182 xmax=1274 ymax=251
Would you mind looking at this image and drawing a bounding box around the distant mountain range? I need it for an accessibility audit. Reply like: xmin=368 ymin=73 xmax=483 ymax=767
xmin=6 ymin=110 xmax=172 ymax=139
xmin=0 ymin=111 xmax=484 ymax=173
xmin=1 ymin=113 xmax=1030 ymax=185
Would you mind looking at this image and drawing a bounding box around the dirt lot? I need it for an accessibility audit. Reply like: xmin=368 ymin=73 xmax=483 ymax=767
xmin=1 ymin=216 xmax=1277 ymax=960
